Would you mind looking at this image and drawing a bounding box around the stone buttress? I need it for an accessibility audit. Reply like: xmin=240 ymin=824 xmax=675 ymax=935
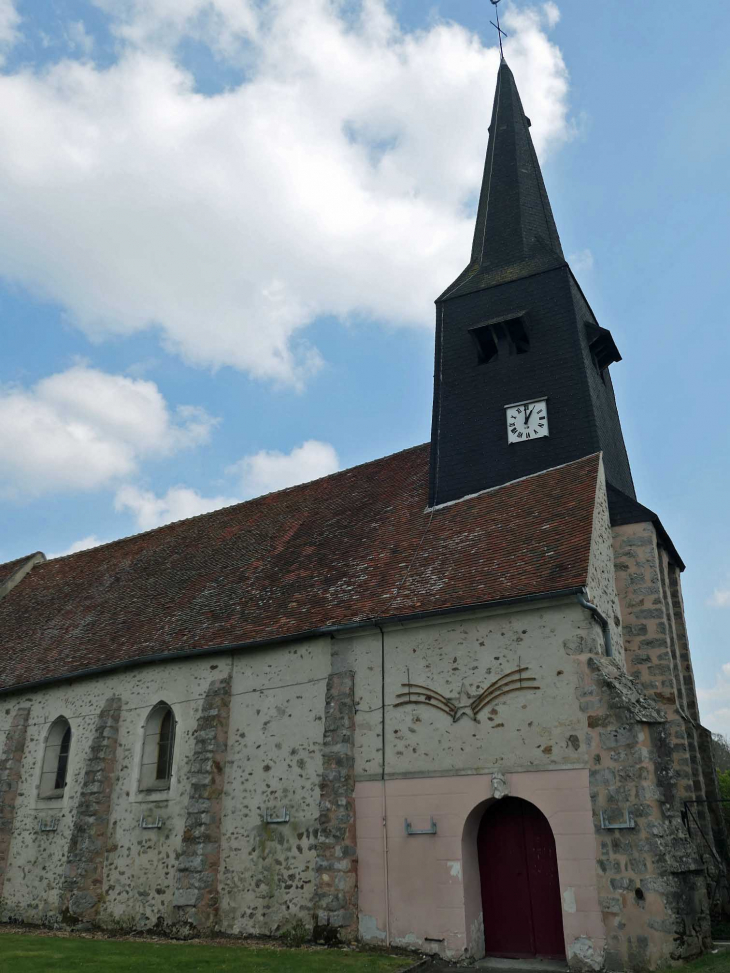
xmin=574 ymin=520 xmax=719 ymax=970
xmin=314 ymin=670 xmax=358 ymax=941
xmin=0 ymin=706 xmax=30 ymax=902
xmin=61 ymin=696 xmax=122 ymax=925
xmin=172 ymin=673 xmax=232 ymax=935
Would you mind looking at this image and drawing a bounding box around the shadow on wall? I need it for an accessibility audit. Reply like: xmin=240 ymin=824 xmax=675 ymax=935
xmin=462 ymin=797 xmax=494 ymax=960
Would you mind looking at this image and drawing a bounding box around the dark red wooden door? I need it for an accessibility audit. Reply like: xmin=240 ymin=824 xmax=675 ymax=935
xmin=477 ymin=797 xmax=565 ymax=960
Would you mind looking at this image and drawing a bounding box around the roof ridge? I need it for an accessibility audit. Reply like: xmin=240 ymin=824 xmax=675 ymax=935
xmin=43 ymin=442 xmax=430 ymax=565
xmin=0 ymin=551 xmax=44 ymax=573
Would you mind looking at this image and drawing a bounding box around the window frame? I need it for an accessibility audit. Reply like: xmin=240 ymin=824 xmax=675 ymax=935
xmin=38 ymin=717 xmax=72 ymax=800
xmin=139 ymin=702 xmax=177 ymax=792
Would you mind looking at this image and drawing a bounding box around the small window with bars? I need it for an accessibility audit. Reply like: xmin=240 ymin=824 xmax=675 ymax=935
xmin=139 ymin=703 xmax=176 ymax=791
xmin=39 ymin=717 xmax=71 ymax=798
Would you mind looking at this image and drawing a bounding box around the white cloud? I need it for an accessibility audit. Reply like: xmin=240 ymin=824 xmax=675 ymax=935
xmin=93 ymin=0 xmax=259 ymax=53
xmin=115 ymin=483 xmax=237 ymax=530
xmin=698 ymin=663 xmax=730 ymax=738
xmin=698 ymin=662 xmax=730 ymax=701
xmin=568 ymin=248 xmax=594 ymax=275
xmin=66 ymin=21 xmax=95 ymax=57
xmin=0 ymin=0 xmax=20 ymax=57
xmin=0 ymin=365 xmax=216 ymax=497
xmin=0 ymin=1 xmax=570 ymax=386
xmin=708 ymin=588 xmax=730 ymax=608
xmin=704 ymin=707 xmax=730 ymax=739
xmin=229 ymin=439 xmax=339 ymax=497
xmin=96 ymin=437 xmax=339 ymax=531
xmin=543 ymin=3 xmax=561 ymax=29
xmin=49 ymin=534 xmax=105 ymax=559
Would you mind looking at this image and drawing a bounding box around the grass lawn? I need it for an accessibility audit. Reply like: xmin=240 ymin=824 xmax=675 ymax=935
xmin=1 ymin=933 xmax=728 ymax=973
xmin=681 ymin=951 xmax=730 ymax=973
xmin=0 ymin=933 xmax=413 ymax=973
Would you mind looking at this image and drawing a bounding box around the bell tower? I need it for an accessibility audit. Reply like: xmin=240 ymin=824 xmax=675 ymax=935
xmin=429 ymin=60 xmax=634 ymax=508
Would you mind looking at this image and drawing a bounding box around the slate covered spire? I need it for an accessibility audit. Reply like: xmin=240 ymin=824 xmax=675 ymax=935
xmin=430 ymin=59 xmax=636 ymax=509
xmin=441 ymin=60 xmax=565 ymax=300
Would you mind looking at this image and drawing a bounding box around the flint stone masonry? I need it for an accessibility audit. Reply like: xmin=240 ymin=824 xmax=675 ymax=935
xmin=0 ymin=706 xmax=30 ymax=901
xmin=615 ymin=523 xmax=722 ymax=893
xmin=61 ymin=696 xmax=122 ymax=924
xmin=172 ymin=674 xmax=232 ymax=936
xmin=314 ymin=670 xmax=357 ymax=940
xmin=584 ymin=654 xmax=710 ymax=970
xmin=579 ymin=520 xmax=716 ymax=971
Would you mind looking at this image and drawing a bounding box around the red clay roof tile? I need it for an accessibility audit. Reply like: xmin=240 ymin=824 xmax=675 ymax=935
xmin=0 ymin=554 xmax=37 ymax=589
xmin=0 ymin=446 xmax=600 ymax=692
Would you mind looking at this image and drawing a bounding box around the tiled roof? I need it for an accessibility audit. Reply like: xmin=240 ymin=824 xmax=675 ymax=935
xmin=0 ymin=555 xmax=35 ymax=590
xmin=0 ymin=448 xmax=600 ymax=692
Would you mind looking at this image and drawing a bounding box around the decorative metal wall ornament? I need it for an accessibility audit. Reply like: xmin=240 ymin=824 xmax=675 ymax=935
xmin=394 ymin=666 xmax=540 ymax=723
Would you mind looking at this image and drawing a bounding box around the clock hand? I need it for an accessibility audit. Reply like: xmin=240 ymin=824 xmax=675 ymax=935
xmin=524 ymin=405 xmax=534 ymax=425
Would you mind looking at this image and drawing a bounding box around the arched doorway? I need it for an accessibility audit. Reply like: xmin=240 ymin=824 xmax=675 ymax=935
xmin=478 ymin=797 xmax=565 ymax=960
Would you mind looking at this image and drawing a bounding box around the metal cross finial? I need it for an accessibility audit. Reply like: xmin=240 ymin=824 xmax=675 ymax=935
xmin=490 ymin=0 xmax=508 ymax=60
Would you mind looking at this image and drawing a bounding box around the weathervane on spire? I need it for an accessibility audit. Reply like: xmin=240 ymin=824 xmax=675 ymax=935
xmin=490 ymin=0 xmax=508 ymax=60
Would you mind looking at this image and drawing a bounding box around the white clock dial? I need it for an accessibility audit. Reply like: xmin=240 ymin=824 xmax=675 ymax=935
xmin=506 ymin=399 xmax=548 ymax=444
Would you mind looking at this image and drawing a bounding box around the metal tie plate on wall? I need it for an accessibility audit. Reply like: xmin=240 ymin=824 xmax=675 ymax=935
xmin=265 ymin=807 xmax=290 ymax=824
xmin=405 ymin=817 xmax=437 ymax=835
xmin=600 ymin=809 xmax=635 ymax=830
xmin=139 ymin=814 xmax=163 ymax=830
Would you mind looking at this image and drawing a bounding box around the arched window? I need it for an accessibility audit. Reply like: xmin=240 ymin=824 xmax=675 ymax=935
xmin=39 ymin=717 xmax=71 ymax=798
xmin=140 ymin=703 xmax=176 ymax=790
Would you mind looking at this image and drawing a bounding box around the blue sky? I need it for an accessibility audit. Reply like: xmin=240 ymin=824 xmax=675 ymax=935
xmin=1 ymin=0 xmax=729 ymax=734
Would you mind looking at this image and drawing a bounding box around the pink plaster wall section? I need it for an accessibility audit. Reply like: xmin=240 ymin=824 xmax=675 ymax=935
xmin=356 ymin=769 xmax=605 ymax=961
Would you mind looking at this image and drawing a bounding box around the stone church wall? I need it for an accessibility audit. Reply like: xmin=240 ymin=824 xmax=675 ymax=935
xmin=349 ymin=595 xmax=609 ymax=961
xmin=0 ymin=594 xmax=607 ymax=957
xmin=580 ymin=520 xmax=715 ymax=971
xmin=586 ymin=460 xmax=624 ymax=664
xmin=0 ymin=475 xmax=716 ymax=970
xmin=0 ymin=637 xmax=331 ymax=937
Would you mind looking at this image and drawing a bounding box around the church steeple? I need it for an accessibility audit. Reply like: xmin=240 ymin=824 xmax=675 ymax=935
xmin=443 ymin=60 xmax=565 ymax=302
xmin=429 ymin=61 xmax=634 ymax=508
xmin=472 ymin=61 xmax=563 ymax=269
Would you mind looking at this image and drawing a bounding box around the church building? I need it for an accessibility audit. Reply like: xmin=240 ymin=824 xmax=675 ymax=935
xmin=0 ymin=59 xmax=726 ymax=972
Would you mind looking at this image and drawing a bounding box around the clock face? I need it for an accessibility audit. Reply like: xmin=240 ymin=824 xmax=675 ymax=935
xmin=506 ymin=399 xmax=548 ymax=444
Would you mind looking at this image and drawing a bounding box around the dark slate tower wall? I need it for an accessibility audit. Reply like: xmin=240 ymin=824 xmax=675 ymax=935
xmin=430 ymin=265 xmax=628 ymax=506
xmin=470 ymin=60 xmax=563 ymax=268
xmin=568 ymin=276 xmax=635 ymax=498
xmin=429 ymin=60 xmax=635 ymax=507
